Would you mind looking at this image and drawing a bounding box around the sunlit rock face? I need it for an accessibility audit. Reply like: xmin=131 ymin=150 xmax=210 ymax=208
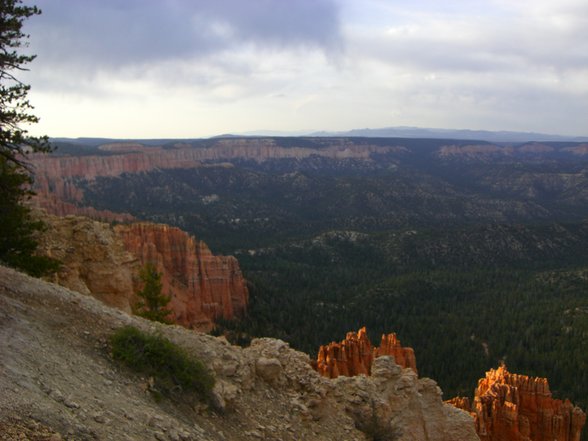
xmin=448 ymin=365 xmax=586 ymax=441
xmin=116 ymin=222 xmax=249 ymax=329
xmin=314 ymin=327 xmax=417 ymax=379
xmin=38 ymin=215 xmax=248 ymax=331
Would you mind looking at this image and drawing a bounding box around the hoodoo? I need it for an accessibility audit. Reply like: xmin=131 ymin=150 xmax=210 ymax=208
xmin=315 ymin=327 xmax=417 ymax=378
xmin=449 ymin=365 xmax=586 ymax=441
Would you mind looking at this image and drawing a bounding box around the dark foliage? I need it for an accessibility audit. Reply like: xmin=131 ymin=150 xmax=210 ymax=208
xmin=0 ymin=0 xmax=49 ymax=164
xmin=0 ymin=0 xmax=58 ymax=275
xmin=0 ymin=156 xmax=59 ymax=275
xmin=110 ymin=326 xmax=214 ymax=402
xmin=217 ymin=226 xmax=588 ymax=415
xmin=0 ymin=0 xmax=50 ymax=164
xmin=133 ymin=263 xmax=173 ymax=324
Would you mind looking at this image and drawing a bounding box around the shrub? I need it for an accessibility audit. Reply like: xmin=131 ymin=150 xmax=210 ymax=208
xmin=354 ymin=399 xmax=402 ymax=441
xmin=110 ymin=326 xmax=214 ymax=402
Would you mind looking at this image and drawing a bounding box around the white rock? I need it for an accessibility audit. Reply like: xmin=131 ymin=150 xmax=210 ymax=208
xmin=255 ymin=357 xmax=283 ymax=385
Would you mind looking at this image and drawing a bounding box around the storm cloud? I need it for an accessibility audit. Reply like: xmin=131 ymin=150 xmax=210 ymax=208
xmin=20 ymin=0 xmax=588 ymax=138
xmin=27 ymin=0 xmax=343 ymax=69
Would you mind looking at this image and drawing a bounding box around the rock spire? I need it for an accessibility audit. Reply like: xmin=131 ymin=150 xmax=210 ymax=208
xmin=448 ymin=365 xmax=586 ymax=441
xmin=315 ymin=327 xmax=417 ymax=378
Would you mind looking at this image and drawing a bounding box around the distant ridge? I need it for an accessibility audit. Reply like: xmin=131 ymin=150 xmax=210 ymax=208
xmin=311 ymin=126 xmax=588 ymax=143
xmin=49 ymin=137 xmax=197 ymax=146
xmin=50 ymin=127 xmax=588 ymax=144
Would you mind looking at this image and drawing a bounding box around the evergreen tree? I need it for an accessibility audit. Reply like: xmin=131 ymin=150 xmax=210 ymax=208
xmin=0 ymin=156 xmax=58 ymax=275
xmin=0 ymin=1 xmax=57 ymax=276
xmin=134 ymin=263 xmax=173 ymax=324
xmin=0 ymin=0 xmax=50 ymax=164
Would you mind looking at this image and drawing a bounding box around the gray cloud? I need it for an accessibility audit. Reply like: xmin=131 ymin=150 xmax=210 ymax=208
xmin=26 ymin=0 xmax=342 ymax=70
xmin=347 ymin=0 xmax=588 ymax=76
xmin=20 ymin=0 xmax=588 ymax=138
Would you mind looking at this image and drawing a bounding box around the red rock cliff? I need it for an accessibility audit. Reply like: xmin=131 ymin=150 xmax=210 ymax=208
xmin=315 ymin=327 xmax=417 ymax=378
xmin=28 ymin=140 xmax=401 ymax=218
xmin=449 ymin=365 xmax=586 ymax=441
xmin=38 ymin=215 xmax=248 ymax=331
xmin=115 ymin=222 xmax=248 ymax=329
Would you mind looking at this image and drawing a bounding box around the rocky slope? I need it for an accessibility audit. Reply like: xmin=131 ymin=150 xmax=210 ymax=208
xmin=448 ymin=365 xmax=586 ymax=441
xmin=37 ymin=214 xmax=248 ymax=331
xmin=315 ymin=327 xmax=417 ymax=378
xmin=0 ymin=265 xmax=479 ymax=441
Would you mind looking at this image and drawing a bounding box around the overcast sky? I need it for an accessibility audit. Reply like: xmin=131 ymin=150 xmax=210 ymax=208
xmin=20 ymin=0 xmax=588 ymax=138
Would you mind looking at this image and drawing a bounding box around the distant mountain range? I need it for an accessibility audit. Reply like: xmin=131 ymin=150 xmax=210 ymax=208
xmin=52 ymin=127 xmax=588 ymax=145
xmin=313 ymin=127 xmax=588 ymax=143
xmin=236 ymin=127 xmax=588 ymax=143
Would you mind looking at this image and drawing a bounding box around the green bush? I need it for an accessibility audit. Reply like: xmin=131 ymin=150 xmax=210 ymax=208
xmin=110 ymin=326 xmax=215 ymax=402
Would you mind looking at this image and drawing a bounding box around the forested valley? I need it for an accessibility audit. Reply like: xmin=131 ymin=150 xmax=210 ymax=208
xmin=41 ymin=137 xmax=588 ymax=410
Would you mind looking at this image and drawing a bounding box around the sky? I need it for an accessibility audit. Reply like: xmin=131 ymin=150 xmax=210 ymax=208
xmin=20 ymin=0 xmax=588 ymax=138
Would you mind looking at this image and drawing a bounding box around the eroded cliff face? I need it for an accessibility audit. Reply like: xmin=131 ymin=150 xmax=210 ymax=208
xmin=29 ymin=140 xmax=400 ymax=216
xmin=449 ymin=365 xmax=586 ymax=441
xmin=315 ymin=327 xmax=417 ymax=379
xmin=37 ymin=214 xmax=248 ymax=330
xmin=115 ymin=222 xmax=248 ymax=328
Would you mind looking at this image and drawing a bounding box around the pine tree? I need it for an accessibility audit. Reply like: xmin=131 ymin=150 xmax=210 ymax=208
xmin=0 ymin=0 xmax=50 ymax=164
xmin=0 ymin=1 xmax=57 ymax=276
xmin=134 ymin=263 xmax=173 ymax=324
xmin=0 ymin=157 xmax=58 ymax=275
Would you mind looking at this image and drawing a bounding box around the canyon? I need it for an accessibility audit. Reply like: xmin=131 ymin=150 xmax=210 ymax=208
xmin=22 ymin=136 xmax=588 ymax=440
xmin=30 ymin=139 xmax=401 ymax=205
xmin=28 ymin=138 xmax=409 ymax=222
xmin=37 ymin=214 xmax=248 ymax=331
xmin=27 ymin=137 xmax=588 ymax=232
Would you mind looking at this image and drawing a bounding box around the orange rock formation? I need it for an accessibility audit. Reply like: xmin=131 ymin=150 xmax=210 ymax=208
xmin=448 ymin=365 xmax=586 ymax=441
xmin=374 ymin=332 xmax=418 ymax=374
xmin=116 ymin=223 xmax=249 ymax=329
xmin=315 ymin=327 xmax=417 ymax=378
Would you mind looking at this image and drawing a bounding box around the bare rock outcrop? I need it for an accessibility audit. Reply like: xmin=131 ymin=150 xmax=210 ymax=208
xmin=315 ymin=327 xmax=417 ymax=379
xmin=330 ymin=356 xmax=479 ymax=441
xmin=448 ymin=365 xmax=586 ymax=441
xmin=37 ymin=214 xmax=248 ymax=331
